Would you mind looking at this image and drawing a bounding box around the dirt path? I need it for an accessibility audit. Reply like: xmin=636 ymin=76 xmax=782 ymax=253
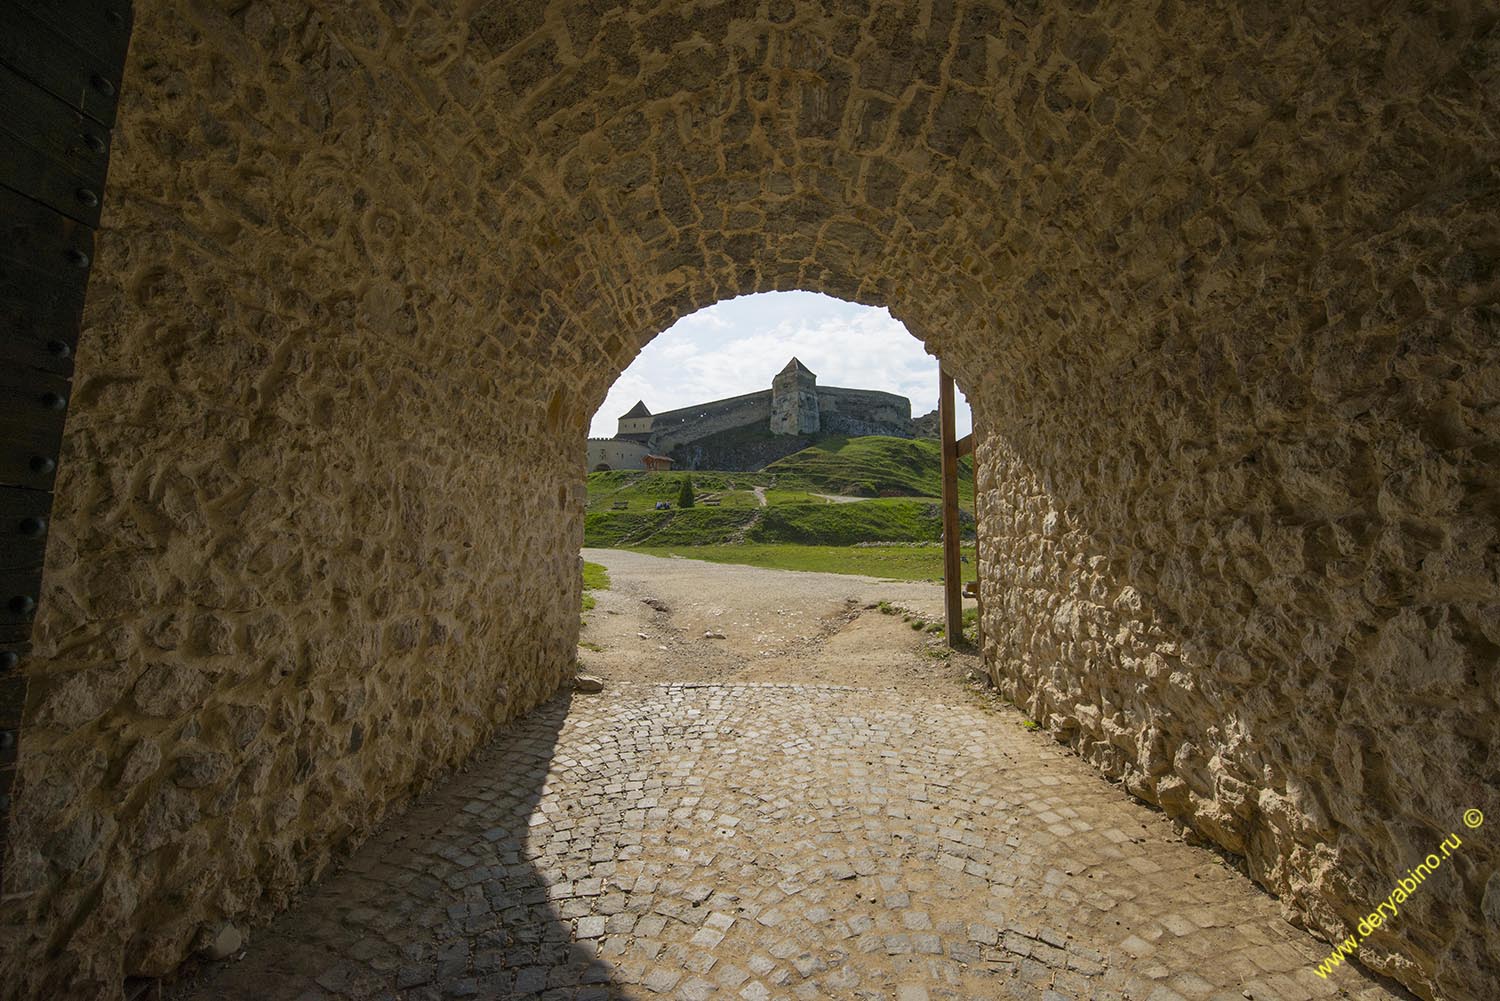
xmin=751 ymin=485 xmax=768 ymax=507
xmin=579 ymin=548 xmax=982 ymax=693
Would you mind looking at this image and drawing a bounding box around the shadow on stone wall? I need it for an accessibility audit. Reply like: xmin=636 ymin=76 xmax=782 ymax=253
xmin=976 ymin=430 xmax=1499 ymax=1001
xmin=166 ymin=694 xmax=641 ymax=1000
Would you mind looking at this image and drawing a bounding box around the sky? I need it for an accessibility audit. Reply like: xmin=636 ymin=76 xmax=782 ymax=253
xmin=589 ymin=291 xmax=972 ymax=439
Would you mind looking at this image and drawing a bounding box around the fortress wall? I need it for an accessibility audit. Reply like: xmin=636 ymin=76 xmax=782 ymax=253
xmin=646 ymin=391 xmax=772 ymax=452
xmin=823 ymin=414 xmax=911 ymax=438
xmin=817 ymin=387 xmax=913 ymax=437
xmin=668 ymin=434 xmax=814 ymax=473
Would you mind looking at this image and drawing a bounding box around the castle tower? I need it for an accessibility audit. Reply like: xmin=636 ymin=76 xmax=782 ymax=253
xmin=770 ymin=357 xmax=820 ymax=435
xmin=616 ymin=400 xmax=653 ymax=439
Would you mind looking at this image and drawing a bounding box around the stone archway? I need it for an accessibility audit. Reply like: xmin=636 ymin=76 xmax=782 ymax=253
xmin=4 ymin=3 xmax=1496 ymax=999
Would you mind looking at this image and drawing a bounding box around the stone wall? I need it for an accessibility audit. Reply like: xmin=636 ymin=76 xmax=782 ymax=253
xmin=650 ymin=384 xmax=914 ymax=453
xmin=2 ymin=4 xmax=587 ymax=997
xmin=818 ymin=386 xmax=912 ymax=437
xmin=644 ymin=390 xmax=774 ymax=453
xmin=6 ymin=3 xmax=1497 ymax=1000
xmin=912 ymin=410 xmax=940 ymax=439
xmin=970 ymin=264 xmax=1500 ymax=990
xmin=667 ymin=431 xmax=815 ymax=473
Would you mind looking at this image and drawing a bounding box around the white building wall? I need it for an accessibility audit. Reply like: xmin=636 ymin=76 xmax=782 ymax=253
xmin=616 ymin=416 xmax=654 ymax=436
xmin=587 ymin=439 xmax=651 ymax=470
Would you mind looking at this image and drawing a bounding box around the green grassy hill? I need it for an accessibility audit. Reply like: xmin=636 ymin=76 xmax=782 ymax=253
xmin=762 ymin=435 xmax=974 ymax=506
xmin=586 ymin=470 xmax=763 ymax=510
xmin=584 ymin=436 xmax=975 ymax=554
xmin=584 ymin=507 xmax=760 ymax=547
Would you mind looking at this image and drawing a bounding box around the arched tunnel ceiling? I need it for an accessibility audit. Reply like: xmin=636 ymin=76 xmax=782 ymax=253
xmin=402 ymin=0 xmax=1470 ymax=410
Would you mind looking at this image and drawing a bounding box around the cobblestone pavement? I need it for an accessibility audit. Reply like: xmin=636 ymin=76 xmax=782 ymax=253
xmin=173 ymin=683 xmax=1404 ymax=1001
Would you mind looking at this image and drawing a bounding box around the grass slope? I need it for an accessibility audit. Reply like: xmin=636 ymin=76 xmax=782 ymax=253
xmin=586 ymin=470 xmax=763 ymax=512
xmin=585 ymin=507 xmax=761 ymax=547
xmin=583 ymin=437 xmax=981 ymax=580
xmin=762 ymin=435 xmax=974 ymax=506
xmin=584 ymin=436 xmax=975 ymax=548
xmin=752 ymin=498 xmax=949 ymax=545
xmin=584 ymin=500 xmax=966 ymax=548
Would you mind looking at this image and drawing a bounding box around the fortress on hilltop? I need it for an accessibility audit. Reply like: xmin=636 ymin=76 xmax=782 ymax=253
xmin=589 ymin=358 xmax=919 ymax=471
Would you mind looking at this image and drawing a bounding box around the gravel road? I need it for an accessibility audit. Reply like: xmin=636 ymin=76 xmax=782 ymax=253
xmin=578 ymin=547 xmax=982 ymax=693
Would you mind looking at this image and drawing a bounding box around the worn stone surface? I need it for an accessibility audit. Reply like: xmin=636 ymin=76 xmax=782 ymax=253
xmin=4 ymin=2 xmax=1497 ymax=1000
xmin=166 ymin=683 xmax=1406 ymax=1001
xmin=198 ymin=923 xmax=242 ymax=962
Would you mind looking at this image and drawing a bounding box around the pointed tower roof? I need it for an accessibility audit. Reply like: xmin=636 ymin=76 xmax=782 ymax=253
xmin=778 ymin=357 xmax=816 ymax=378
xmin=620 ymin=400 xmax=651 ymax=419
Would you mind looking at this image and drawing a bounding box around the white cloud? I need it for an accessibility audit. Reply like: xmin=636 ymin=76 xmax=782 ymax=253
xmin=673 ymin=309 xmax=730 ymax=331
xmin=589 ymin=292 xmax=971 ymax=439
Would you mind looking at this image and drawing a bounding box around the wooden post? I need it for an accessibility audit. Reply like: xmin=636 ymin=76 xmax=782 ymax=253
xmin=939 ymin=369 xmax=963 ymax=646
xmin=974 ymin=486 xmax=987 ymax=670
